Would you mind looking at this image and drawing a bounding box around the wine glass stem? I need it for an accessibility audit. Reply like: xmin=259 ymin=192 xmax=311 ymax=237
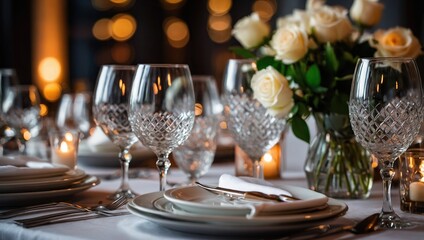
xmin=118 ymin=149 xmax=132 ymax=192
xmin=380 ymin=161 xmax=395 ymax=214
xmin=253 ymin=160 xmax=264 ymax=179
xmin=156 ymin=156 xmax=171 ymax=191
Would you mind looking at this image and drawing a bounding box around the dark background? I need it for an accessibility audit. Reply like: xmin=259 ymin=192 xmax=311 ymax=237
xmin=1 ymin=0 xmax=423 ymax=104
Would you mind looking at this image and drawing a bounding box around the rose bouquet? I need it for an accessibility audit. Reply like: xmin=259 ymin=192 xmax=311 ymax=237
xmin=230 ymin=0 xmax=423 ymax=198
xmin=231 ymin=0 xmax=423 ymax=142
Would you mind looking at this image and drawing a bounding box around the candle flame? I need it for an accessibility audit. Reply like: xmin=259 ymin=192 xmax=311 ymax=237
xmin=419 ymin=160 xmax=424 ymax=182
xmin=263 ymin=153 xmax=273 ymax=162
xmin=64 ymin=132 xmax=73 ymax=141
xmin=60 ymin=141 xmax=70 ymax=153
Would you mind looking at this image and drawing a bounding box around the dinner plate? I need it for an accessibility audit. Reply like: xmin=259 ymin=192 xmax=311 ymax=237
xmin=0 ymin=175 xmax=100 ymax=207
xmin=78 ymin=143 xmax=156 ymax=167
xmin=163 ymin=185 xmax=328 ymax=216
xmin=127 ymin=192 xmax=347 ymax=235
xmin=127 ymin=204 xmax=332 ymax=237
xmin=0 ymin=169 xmax=87 ymax=193
xmin=0 ymin=165 xmax=70 ymax=180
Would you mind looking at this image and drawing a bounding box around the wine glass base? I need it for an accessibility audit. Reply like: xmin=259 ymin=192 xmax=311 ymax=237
xmin=108 ymin=189 xmax=137 ymax=200
xmin=379 ymin=212 xmax=415 ymax=229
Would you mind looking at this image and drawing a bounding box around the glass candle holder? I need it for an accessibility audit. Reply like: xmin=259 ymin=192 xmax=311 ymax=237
xmin=399 ymin=148 xmax=424 ymax=214
xmin=49 ymin=130 xmax=80 ymax=169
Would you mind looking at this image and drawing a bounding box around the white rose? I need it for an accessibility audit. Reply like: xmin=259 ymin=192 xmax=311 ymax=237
xmin=310 ymin=6 xmax=353 ymax=43
xmin=350 ymin=0 xmax=384 ymax=27
xmin=277 ymin=9 xmax=311 ymax=34
xmin=271 ymin=25 xmax=309 ymax=64
xmin=370 ymin=27 xmax=423 ymax=58
xmin=232 ymin=12 xmax=270 ymax=49
xmin=251 ymin=66 xmax=294 ymax=118
xmin=306 ymin=0 xmax=325 ymax=11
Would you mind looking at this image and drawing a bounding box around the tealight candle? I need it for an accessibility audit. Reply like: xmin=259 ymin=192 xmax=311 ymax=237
xmin=261 ymin=144 xmax=281 ymax=179
xmin=49 ymin=130 xmax=80 ymax=170
xmin=409 ymin=181 xmax=424 ymax=202
xmin=399 ymin=149 xmax=424 ymax=214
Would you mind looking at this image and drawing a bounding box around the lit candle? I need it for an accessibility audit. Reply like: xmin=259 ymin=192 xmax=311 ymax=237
xmin=51 ymin=139 xmax=77 ymax=169
xmin=261 ymin=144 xmax=281 ymax=179
xmin=409 ymin=160 xmax=424 ymax=202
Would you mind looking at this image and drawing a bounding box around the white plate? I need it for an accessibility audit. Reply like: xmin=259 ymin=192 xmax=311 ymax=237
xmin=163 ymin=185 xmax=328 ymax=216
xmin=0 ymin=176 xmax=100 ymax=207
xmin=0 ymin=169 xmax=87 ymax=193
xmin=78 ymin=144 xmax=156 ymax=167
xmin=127 ymin=192 xmax=347 ymax=235
xmin=0 ymin=165 xmax=70 ymax=180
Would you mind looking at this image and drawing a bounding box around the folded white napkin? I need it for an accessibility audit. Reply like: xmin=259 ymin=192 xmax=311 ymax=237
xmin=0 ymin=156 xmax=69 ymax=180
xmin=219 ymin=174 xmax=292 ymax=197
xmin=217 ymin=174 xmax=328 ymax=218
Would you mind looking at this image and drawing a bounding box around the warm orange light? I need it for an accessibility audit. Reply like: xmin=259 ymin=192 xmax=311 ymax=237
xmin=43 ymin=83 xmax=62 ymax=102
xmin=60 ymin=141 xmax=70 ymax=153
xmin=64 ymin=132 xmax=74 ymax=142
xmin=39 ymin=104 xmax=48 ymax=117
xmin=93 ymin=18 xmax=112 ymax=40
xmin=208 ymin=0 xmax=232 ymax=16
xmin=38 ymin=57 xmax=61 ymax=82
xmin=194 ymin=103 xmax=203 ymax=116
xmin=252 ymin=0 xmax=276 ymax=21
xmin=111 ymin=14 xmax=136 ymax=41
xmin=164 ymin=17 xmax=189 ymax=48
xmin=208 ymin=14 xmax=232 ymax=43
xmin=111 ymin=43 xmax=133 ymax=63
xmin=22 ymin=129 xmax=32 ymax=141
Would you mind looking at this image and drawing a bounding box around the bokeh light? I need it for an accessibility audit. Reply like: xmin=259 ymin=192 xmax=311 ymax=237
xmin=43 ymin=82 xmax=62 ymax=102
xmin=111 ymin=14 xmax=136 ymax=41
xmin=208 ymin=0 xmax=232 ymax=16
xmin=208 ymin=14 xmax=232 ymax=43
xmin=252 ymin=0 xmax=276 ymax=21
xmin=163 ymin=17 xmax=189 ymax=48
xmin=38 ymin=57 xmax=61 ymax=82
xmin=92 ymin=18 xmax=112 ymax=40
xmin=111 ymin=42 xmax=134 ymax=63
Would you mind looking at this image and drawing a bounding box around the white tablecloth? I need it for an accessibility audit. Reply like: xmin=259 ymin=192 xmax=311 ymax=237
xmin=1 ymin=163 xmax=424 ymax=240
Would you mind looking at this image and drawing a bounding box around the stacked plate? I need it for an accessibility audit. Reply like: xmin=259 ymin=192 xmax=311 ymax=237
xmin=127 ymin=185 xmax=348 ymax=236
xmin=0 ymin=157 xmax=99 ymax=207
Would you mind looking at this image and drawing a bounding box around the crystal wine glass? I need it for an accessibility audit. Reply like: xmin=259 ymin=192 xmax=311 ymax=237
xmin=56 ymin=92 xmax=94 ymax=139
xmin=172 ymin=75 xmax=223 ymax=186
xmin=129 ymin=64 xmax=195 ymax=191
xmin=3 ymin=85 xmax=41 ymax=153
xmin=221 ymin=59 xmax=286 ymax=178
xmin=93 ymin=65 xmax=139 ymax=199
xmin=349 ymin=57 xmax=423 ymax=229
xmin=0 ymin=69 xmax=19 ymax=155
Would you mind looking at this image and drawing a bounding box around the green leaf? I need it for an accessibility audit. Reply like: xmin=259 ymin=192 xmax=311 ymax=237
xmin=257 ymin=56 xmax=280 ymax=71
xmin=306 ymin=64 xmax=321 ymax=89
xmin=291 ymin=115 xmax=310 ymax=143
xmin=229 ymin=46 xmax=256 ymax=59
xmin=325 ymin=43 xmax=339 ymax=73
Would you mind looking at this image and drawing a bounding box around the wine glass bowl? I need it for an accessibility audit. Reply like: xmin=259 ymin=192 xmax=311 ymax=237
xmin=3 ymin=85 xmax=41 ymax=152
xmin=93 ymin=65 xmax=139 ymax=199
xmin=172 ymin=75 xmax=222 ymax=185
xmin=56 ymin=92 xmax=94 ymax=139
xmin=221 ymin=59 xmax=286 ymax=178
xmin=129 ymin=64 xmax=195 ymax=191
xmin=0 ymin=68 xmax=19 ymax=155
xmin=349 ymin=57 xmax=423 ymax=229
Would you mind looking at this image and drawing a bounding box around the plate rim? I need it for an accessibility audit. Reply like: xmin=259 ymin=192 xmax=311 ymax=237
xmin=129 ymin=191 xmax=347 ymax=225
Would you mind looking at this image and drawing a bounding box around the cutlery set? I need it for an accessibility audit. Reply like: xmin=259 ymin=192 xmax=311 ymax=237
xmin=0 ymin=196 xmax=129 ymax=228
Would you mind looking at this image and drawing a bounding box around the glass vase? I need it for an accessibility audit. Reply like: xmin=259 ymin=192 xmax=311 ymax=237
xmin=304 ymin=113 xmax=373 ymax=199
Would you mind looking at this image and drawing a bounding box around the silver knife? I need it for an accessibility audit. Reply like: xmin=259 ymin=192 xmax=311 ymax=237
xmin=195 ymin=182 xmax=299 ymax=202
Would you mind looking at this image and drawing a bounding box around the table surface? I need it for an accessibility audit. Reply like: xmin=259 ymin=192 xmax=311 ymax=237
xmin=1 ymin=162 xmax=424 ymax=240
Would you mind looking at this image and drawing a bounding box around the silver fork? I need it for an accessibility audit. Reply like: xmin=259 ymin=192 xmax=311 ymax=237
xmin=1 ymin=196 xmax=127 ymax=219
xmin=14 ymin=197 xmax=129 ymax=228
